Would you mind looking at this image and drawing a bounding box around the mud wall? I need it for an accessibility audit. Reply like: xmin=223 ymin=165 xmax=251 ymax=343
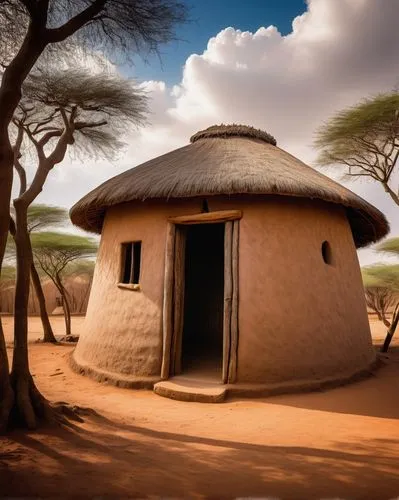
xmin=73 ymin=195 xmax=374 ymax=384
xmin=236 ymin=197 xmax=374 ymax=383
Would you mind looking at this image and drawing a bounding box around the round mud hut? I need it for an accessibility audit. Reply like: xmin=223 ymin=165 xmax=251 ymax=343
xmin=70 ymin=124 xmax=388 ymax=402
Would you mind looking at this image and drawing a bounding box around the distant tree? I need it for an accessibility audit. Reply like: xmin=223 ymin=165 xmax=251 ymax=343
xmin=0 ymin=0 xmax=187 ymax=433
xmin=32 ymin=232 xmax=97 ymax=337
xmin=362 ymin=237 xmax=399 ymax=352
xmin=315 ymin=92 xmax=399 ymax=206
xmin=9 ymin=205 xmax=69 ymax=343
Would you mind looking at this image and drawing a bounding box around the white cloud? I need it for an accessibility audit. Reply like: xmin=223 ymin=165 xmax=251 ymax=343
xmin=32 ymin=0 xmax=399 ymax=265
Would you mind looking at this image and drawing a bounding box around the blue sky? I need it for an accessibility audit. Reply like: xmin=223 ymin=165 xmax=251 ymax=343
xmin=128 ymin=0 xmax=307 ymax=85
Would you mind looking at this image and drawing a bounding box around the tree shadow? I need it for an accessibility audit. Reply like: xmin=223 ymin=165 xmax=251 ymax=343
xmin=2 ymin=412 xmax=399 ymax=499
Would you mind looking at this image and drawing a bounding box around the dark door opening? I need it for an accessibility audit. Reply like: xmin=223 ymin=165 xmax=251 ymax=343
xmin=181 ymin=223 xmax=225 ymax=380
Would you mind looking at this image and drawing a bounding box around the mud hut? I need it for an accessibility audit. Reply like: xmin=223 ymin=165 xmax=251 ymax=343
xmin=70 ymin=124 xmax=388 ymax=401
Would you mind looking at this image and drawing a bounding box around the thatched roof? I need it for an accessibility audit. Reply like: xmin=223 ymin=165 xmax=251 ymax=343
xmin=70 ymin=124 xmax=389 ymax=248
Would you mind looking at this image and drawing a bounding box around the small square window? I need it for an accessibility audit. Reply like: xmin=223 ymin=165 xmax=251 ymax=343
xmin=121 ymin=241 xmax=142 ymax=284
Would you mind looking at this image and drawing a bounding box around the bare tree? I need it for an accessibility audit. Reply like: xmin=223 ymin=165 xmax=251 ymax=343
xmin=0 ymin=0 xmax=187 ymax=432
xmin=6 ymin=67 xmax=145 ymax=429
xmin=32 ymin=232 xmax=97 ymax=338
xmin=314 ymin=92 xmax=399 ymax=206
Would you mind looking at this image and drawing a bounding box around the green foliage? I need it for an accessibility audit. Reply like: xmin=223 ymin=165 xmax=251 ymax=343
xmin=26 ymin=204 xmax=69 ymax=233
xmin=17 ymin=68 xmax=149 ymax=160
xmin=315 ymin=93 xmax=399 ymax=151
xmin=314 ymin=92 xmax=399 ymax=191
xmin=362 ymin=264 xmax=399 ymax=292
xmin=31 ymin=231 xmax=97 ymax=254
xmin=376 ymin=237 xmax=399 ymax=256
xmin=5 ymin=225 xmax=97 ymax=285
xmin=31 ymin=231 xmax=97 ymax=281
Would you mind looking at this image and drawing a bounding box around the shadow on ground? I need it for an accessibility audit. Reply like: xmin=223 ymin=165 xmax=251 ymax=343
xmin=1 ymin=411 xmax=399 ymax=499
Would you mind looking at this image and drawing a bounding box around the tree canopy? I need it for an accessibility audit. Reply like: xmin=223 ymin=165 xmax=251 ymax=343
xmin=315 ymin=92 xmax=399 ymax=206
xmin=31 ymin=231 xmax=98 ymax=256
xmin=362 ymin=264 xmax=399 ymax=292
xmin=20 ymin=204 xmax=69 ymax=233
xmin=13 ymin=67 xmax=148 ymax=165
xmin=0 ymin=0 xmax=188 ymax=67
xmin=376 ymin=237 xmax=399 ymax=257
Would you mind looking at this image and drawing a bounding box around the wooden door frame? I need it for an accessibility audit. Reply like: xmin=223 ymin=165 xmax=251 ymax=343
xmin=161 ymin=210 xmax=241 ymax=383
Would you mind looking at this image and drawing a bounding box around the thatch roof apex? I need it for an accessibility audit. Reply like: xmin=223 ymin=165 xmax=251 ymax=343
xmin=190 ymin=124 xmax=277 ymax=146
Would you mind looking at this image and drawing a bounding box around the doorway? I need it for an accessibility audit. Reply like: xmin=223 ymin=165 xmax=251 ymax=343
xmin=161 ymin=211 xmax=240 ymax=385
xmin=181 ymin=223 xmax=225 ymax=379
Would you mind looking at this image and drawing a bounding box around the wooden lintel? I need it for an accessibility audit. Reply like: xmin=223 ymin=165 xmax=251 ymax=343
xmin=169 ymin=210 xmax=242 ymax=225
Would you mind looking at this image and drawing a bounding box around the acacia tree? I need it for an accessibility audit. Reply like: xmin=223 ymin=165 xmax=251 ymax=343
xmin=315 ymin=93 xmax=399 ymax=205
xmin=362 ymin=237 xmax=399 ymax=352
xmin=362 ymin=264 xmax=399 ymax=352
xmin=0 ymin=0 xmax=187 ymax=432
xmin=32 ymin=232 xmax=97 ymax=337
xmin=7 ymin=68 xmax=146 ymax=429
xmin=9 ymin=205 xmax=69 ymax=343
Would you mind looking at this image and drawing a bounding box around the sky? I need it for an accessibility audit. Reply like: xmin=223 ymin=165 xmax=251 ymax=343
xmin=125 ymin=0 xmax=307 ymax=85
xmin=26 ymin=0 xmax=399 ymax=267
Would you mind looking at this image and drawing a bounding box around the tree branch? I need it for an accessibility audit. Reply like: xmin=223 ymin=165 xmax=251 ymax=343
xmin=45 ymin=0 xmax=107 ymax=43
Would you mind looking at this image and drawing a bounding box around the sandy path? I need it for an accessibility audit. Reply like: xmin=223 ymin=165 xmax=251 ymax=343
xmin=2 ymin=315 xmax=85 ymax=343
xmin=0 ymin=317 xmax=399 ymax=499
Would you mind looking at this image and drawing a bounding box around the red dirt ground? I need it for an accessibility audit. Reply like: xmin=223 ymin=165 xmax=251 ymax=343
xmin=1 ymin=316 xmax=399 ymax=499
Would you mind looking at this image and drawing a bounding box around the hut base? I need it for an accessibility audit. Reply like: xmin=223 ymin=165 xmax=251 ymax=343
xmin=70 ymin=352 xmax=160 ymax=389
xmin=71 ymin=350 xmax=382 ymax=402
xmin=154 ymin=357 xmax=381 ymax=403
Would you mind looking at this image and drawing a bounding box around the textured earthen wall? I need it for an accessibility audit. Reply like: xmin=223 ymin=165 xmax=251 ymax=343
xmin=236 ymin=197 xmax=375 ymax=383
xmin=73 ymin=198 xmax=209 ymax=379
xmin=73 ymin=195 xmax=374 ymax=385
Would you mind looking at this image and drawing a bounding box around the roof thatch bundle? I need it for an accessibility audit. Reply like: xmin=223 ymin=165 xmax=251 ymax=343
xmin=70 ymin=124 xmax=389 ymax=248
xmin=190 ymin=124 xmax=277 ymax=146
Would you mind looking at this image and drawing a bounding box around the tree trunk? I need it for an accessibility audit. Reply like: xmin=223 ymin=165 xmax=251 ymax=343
xmin=10 ymin=201 xmax=49 ymax=428
xmin=382 ymin=182 xmax=399 ymax=207
xmin=381 ymin=304 xmax=399 ymax=353
xmin=0 ymin=19 xmax=49 ymax=431
xmin=0 ymin=321 xmax=14 ymax=433
xmin=376 ymin=310 xmax=391 ymax=328
xmin=31 ymin=264 xmax=57 ymax=343
xmin=0 ymin=140 xmax=15 ymax=431
xmin=60 ymin=286 xmax=72 ymax=337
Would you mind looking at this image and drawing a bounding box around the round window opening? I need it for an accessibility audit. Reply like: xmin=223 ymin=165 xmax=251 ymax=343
xmin=321 ymin=241 xmax=333 ymax=265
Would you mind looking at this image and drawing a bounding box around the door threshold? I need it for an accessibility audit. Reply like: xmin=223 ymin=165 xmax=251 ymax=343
xmin=154 ymin=376 xmax=227 ymax=403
